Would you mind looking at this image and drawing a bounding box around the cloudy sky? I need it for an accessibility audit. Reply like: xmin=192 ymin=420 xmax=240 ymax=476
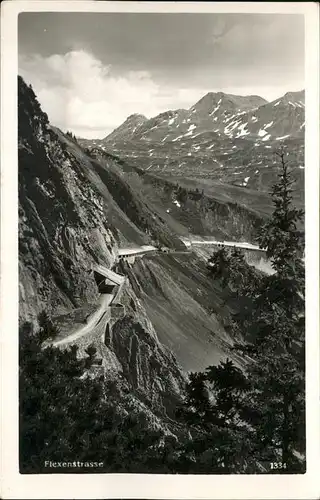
xmin=18 ymin=12 xmax=305 ymax=138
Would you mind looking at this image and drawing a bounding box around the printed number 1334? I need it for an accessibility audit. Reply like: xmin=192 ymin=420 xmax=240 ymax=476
xmin=270 ymin=462 xmax=287 ymax=470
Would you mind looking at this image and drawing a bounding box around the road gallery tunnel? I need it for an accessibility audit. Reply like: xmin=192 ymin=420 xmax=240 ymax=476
xmin=93 ymin=270 xmax=117 ymax=294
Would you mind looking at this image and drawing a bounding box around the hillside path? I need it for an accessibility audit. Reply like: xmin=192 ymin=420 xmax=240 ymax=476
xmin=53 ymin=294 xmax=113 ymax=347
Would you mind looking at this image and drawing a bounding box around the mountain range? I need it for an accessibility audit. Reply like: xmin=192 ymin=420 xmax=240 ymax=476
xmin=79 ymin=89 xmax=305 ymax=198
xmin=98 ymin=90 xmax=304 ymax=144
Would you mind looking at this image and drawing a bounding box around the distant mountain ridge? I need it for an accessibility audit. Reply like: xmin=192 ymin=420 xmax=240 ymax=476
xmin=219 ymin=90 xmax=305 ymax=141
xmin=99 ymin=89 xmax=304 ymax=145
xmin=104 ymin=113 xmax=148 ymax=143
xmin=78 ymin=88 xmax=304 ymax=197
xmin=190 ymin=91 xmax=267 ymax=114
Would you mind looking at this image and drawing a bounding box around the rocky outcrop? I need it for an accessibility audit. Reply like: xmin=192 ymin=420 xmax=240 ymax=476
xmin=51 ymin=277 xmax=186 ymax=419
xmin=105 ymin=284 xmax=186 ymax=417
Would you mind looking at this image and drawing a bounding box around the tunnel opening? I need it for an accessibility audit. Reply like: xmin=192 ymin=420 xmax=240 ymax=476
xmin=93 ymin=270 xmax=117 ymax=294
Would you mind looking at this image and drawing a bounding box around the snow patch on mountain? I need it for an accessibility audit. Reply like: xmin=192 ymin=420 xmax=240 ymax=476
xmin=172 ymin=135 xmax=184 ymax=142
xmin=258 ymin=129 xmax=268 ymax=137
xmin=187 ymin=124 xmax=196 ymax=132
xmin=264 ymin=121 xmax=274 ymax=129
xmin=236 ymin=123 xmax=250 ymax=137
xmin=276 ymin=135 xmax=290 ymax=140
xmin=261 ymin=134 xmax=271 ymax=142
xmin=209 ymin=98 xmax=222 ymax=116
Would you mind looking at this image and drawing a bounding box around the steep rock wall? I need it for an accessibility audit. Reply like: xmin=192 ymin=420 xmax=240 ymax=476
xmin=19 ymin=78 xmax=118 ymax=323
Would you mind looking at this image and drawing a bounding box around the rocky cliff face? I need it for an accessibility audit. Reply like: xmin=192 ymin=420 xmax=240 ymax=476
xmin=19 ymin=78 xmax=120 ymax=323
xmin=55 ymin=277 xmax=186 ymax=419
xmin=19 ymin=77 xmax=186 ymax=324
xmin=105 ymin=284 xmax=186 ymax=417
xmin=19 ymin=75 xmax=189 ymax=426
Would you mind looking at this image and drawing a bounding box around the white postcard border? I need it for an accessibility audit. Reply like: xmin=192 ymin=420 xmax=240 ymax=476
xmin=1 ymin=2 xmax=319 ymax=499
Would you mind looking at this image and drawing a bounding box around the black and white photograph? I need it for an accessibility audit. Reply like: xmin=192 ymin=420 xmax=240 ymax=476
xmin=1 ymin=1 xmax=319 ymax=499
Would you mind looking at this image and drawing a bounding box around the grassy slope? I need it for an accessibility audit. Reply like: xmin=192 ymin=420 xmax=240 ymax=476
xmin=150 ymin=173 xmax=304 ymax=218
xmin=84 ymin=149 xmax=270 ymax=242
xmin=129 ymin=171 xmax=266 ymax=241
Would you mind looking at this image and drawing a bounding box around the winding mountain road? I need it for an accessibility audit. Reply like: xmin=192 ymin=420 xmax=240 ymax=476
xmin=184 ymin=238 xmax=266 ymax=252
xmin=53 ymin=294 xmax=113 ymax=347
xmin=52 ymin=239 xmax=266 ymax=347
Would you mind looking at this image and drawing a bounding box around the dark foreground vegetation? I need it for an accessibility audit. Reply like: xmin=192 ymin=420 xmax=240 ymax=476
xmin=20 ymin=152 xmax=305 ymax=474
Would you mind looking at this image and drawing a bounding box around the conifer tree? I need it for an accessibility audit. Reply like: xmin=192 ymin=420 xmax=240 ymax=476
xmin=257 ymin=151 xmax=304 ymax=275
xmin=37 ymin=310 xmax=60 ymax=343
xmin=236 ymin=151 xmax=305 ymax=471
xmin=183 ymin=150 xmax=306 ymax=473
xmin=19 ymin=317 xmax=177 ymax=473
xmin=177 ymin=358 xmax=255 ymax=472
